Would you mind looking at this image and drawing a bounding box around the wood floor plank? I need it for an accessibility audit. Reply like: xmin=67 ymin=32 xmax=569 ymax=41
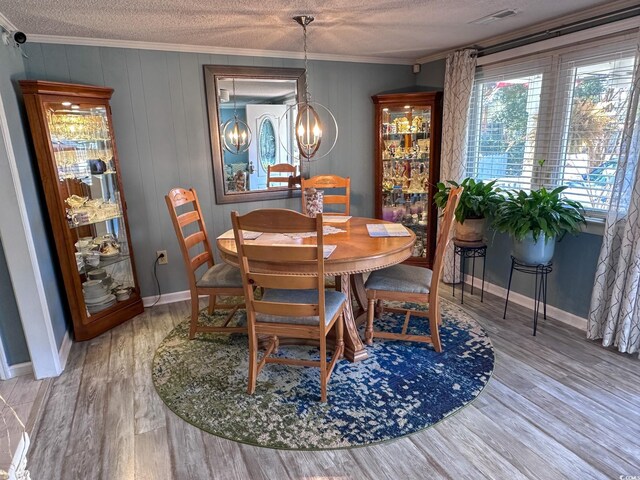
xmin=238 ymin=443 xmax=292 ymax=480
xmin=133 ymin=309 xmax=167 ymax=435
xmin=108 ymin=319 xmax=135 ymax=382
xmin=165 ymin=411 xmax=215 ymax=480
xmin=6 ymin=374 xmax=42 ymax=405
xmin=28 ymin=341 xmax=88 ymax=480
xmin=101 ymin=377 xmax=135 ymax=480
xmin=485 ymin=381 xmax=640 ymax=475
xmin=200 ymin=434 xmax=253 ymax=480
xmin=278 ymin=449 xmax=360 ymax=480
xmin=134 ymin=427 xmax=172 ymax=480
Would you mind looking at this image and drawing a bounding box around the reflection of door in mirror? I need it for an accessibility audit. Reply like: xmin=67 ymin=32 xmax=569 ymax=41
xmin=247 ymin=106 xmax=288 ymax=190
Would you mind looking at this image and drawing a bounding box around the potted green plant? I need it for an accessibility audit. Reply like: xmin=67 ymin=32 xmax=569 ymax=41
xmin=434 ymin=177 xmax=502 ymax=242
xmin=492 ymin=186 xmax=586 ymax=264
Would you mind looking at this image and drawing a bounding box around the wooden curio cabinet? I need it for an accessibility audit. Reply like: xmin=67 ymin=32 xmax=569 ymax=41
xmin=372 ymin=92 xmax=443 ymax=268
xmin=20 ymin=80 xmax=144 ymax=341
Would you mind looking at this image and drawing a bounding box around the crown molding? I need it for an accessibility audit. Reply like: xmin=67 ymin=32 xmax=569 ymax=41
xmin=415 ymin=0 xmax=640 ymax=65
xmin=0 ymin=11 xmax=18 ymax=32
xmin=25 ymin=34 xmax=414 ymax=65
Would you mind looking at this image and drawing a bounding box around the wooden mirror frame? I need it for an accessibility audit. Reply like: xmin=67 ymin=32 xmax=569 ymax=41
xmin=204 ymin=65 xmax=306 ymax=204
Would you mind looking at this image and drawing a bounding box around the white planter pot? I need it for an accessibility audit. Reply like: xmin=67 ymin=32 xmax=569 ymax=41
xmin=455 ymin=218 xmax=486 ymax=242
xmin=512 ymin=232 xmax=555 ymax=265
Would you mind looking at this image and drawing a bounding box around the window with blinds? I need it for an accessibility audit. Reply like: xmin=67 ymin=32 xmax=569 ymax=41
xmin=466 ymin=36 xmax=638 ymax=215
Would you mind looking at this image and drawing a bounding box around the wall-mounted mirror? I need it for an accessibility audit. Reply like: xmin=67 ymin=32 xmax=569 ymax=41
xmin=204 ymin=65 xmax=306 ymax=204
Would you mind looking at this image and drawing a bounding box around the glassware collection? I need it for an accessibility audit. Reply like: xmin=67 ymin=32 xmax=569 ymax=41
xmin=46 ymin=101 xmax=136 ymax=316
xmin=380 ymin=106 xmax=432 ymax=258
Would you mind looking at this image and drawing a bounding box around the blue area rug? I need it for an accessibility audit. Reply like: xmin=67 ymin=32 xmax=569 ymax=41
xmin=152 ymin=299 xmax=494 ymax=450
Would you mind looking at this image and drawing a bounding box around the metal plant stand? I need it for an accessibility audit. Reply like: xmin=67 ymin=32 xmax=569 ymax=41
xmin=452 ymin=239 xmax=487 ymax=304
xmin=503 ymin=256 xmax=553 ymax=336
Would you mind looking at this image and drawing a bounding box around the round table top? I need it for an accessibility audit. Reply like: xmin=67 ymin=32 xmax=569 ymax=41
xmin=217 ymin=216 xmax=416 ymax=276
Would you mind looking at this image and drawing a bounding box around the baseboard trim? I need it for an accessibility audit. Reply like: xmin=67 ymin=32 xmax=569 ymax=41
xmin=58 ymin=330 xmax=73 ymax=371
xmin=142 ymin=290 xmax=193 ymax=307
xmin=463 ymin=274 xmax=587 ymax=331
xmin=8 ymin=362 xmax=33 ymax=378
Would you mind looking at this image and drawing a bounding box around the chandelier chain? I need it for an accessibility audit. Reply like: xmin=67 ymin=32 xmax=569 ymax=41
xmin=303 ymin=23 xmax=311 ymax=103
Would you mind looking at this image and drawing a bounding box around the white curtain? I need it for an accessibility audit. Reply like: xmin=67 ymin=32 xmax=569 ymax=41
xmin=440 ymin=49 xmax=476 ymax=283
xmin=588 ymin=41 xmax=640 ymax=358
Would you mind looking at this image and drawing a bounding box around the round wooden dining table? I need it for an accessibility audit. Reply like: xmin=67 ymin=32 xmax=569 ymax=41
xmin=216 ymin=216 xmax=415 ymax=362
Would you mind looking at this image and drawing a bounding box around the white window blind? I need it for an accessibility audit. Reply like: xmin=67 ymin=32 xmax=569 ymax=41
xmin=466 ymin=35 xmax=639 ymax=215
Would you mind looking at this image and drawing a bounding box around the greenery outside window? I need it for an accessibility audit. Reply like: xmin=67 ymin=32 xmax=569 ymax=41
xmin=466 ymin=35 xmax=638 ymax=216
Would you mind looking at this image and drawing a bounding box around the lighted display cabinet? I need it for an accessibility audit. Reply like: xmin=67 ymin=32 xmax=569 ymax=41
xmin=371 ymin=92 xmax=443 ymax=268
xmin=20 ymin=80 xmax=144 ymax=341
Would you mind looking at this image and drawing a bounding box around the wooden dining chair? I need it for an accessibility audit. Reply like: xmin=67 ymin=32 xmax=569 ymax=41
xmin=166 ymin=188 xmax=245 ymax=339
xmin=267 ymin=163 xmax=297 ymax=188
xmin=364 ymin=186 xmax=463 ymax=352
xmin=231 ymin=209 xmax=346 ymax=402
xmin=301 ymin=175 xmax=351 ymax=215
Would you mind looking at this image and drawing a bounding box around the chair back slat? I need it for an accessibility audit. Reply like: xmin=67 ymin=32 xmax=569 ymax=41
xmin=301 ymin=175 xmax=350 ymax=215
xmin=191 ymin=251 xmax=211 ymax=270
xmin=232 ymin=209 xmax=329 ymax=333
xmin=253 ymin=301 xmax=318 ymax=317
xmin=242 ymin=244 xmax=318 ymax=262
xmin=184 ymin=231 xmax=206 ymax=250
xmin=177 ymin=210 xmax=201 ymax=228
xmin=248 ymin=273 xmax=319 ymax=290
xmin=166 ymin=187 xmax=215 ymax=287
xmin=431 ymin=186 xmax=463 ymax=296
xmin=267 ymin=164 xmax=297 ymax=188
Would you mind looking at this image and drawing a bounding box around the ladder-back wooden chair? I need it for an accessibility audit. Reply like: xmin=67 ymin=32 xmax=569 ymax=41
xmin=267 ymin=163 xmax=297 ymax=188
xmin=166 ymin=188 xmax=245 ymax=339
xmin=231 ymin=209 xmax=346 ymax=402
xmin=301 ymin=175 xmax=351 ymax=215
xmin=364 ymin=186 xmax=463 ymax=352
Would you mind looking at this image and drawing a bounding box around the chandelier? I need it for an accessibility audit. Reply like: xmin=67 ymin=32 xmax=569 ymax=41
xmin=221 ymin=78 xmax=251 ymax=154
xmin=290 ymin=15 xmax=338 ymax=161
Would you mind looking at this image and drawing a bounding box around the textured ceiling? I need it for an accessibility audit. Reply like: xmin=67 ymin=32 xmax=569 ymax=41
xmin=0 ymin=0 xmax=622 ymax=61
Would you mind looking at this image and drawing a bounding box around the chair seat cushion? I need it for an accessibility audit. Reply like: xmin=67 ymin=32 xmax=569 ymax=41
xmin=196 ymin=263 xmax=243 ymax=289
xmin=365 ymin=264 xmax=433 ymax=294
xmin=257 ymin=289 xmax=347 ymax=326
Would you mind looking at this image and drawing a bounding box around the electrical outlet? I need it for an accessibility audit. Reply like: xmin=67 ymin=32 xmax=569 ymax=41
xmin=156 ymin=250 xmax=168 ymax=265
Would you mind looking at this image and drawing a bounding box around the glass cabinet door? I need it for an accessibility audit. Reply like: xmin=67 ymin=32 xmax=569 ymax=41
xmin=45 ymin=100 xmax=136 ymax=317
xmin=380 ymin=105 xmax=432 ymax=259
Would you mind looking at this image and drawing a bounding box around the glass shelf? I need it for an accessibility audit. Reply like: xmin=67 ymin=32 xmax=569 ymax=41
xmin=80 ymin=253 xmax=130 ymax=274
xmin=68 ymin=212 xmax=122 ymax=229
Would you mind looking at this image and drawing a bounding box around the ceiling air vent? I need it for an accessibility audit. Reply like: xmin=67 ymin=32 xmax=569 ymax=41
xmin=469 ymin=9 xmax=518 ymax=25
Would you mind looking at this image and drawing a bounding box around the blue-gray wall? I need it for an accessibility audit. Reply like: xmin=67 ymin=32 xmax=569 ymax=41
xmin=23 ymin=44 xmax=416 ymax=298
xmin=0 ymin=237 xmax=29 ymax=364
xmin=0 ymin=41 xmax=69 ymax=365
xmin=420 ymin=57 xmax=602 ymax=319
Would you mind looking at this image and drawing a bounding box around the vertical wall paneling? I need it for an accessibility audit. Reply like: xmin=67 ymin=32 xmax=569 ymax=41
xmin=23 ymin=43 xmax=415 ymax=300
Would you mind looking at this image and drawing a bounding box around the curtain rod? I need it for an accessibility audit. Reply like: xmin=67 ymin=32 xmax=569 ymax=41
xmin=477 ymin=5 xmax=640 ymax=57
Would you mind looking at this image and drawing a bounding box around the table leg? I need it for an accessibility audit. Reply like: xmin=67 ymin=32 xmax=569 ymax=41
xmin=351 ymin=273 xmax=367 ymax=320
xmin=339 ymin=274 xmax=368 ymax=362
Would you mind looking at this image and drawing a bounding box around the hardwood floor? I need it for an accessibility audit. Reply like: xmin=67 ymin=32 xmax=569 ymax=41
xmin=0 ymin=373 xmax=50 ymax=472
xmin=28 ymin=288 xmax=640 ymax=479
